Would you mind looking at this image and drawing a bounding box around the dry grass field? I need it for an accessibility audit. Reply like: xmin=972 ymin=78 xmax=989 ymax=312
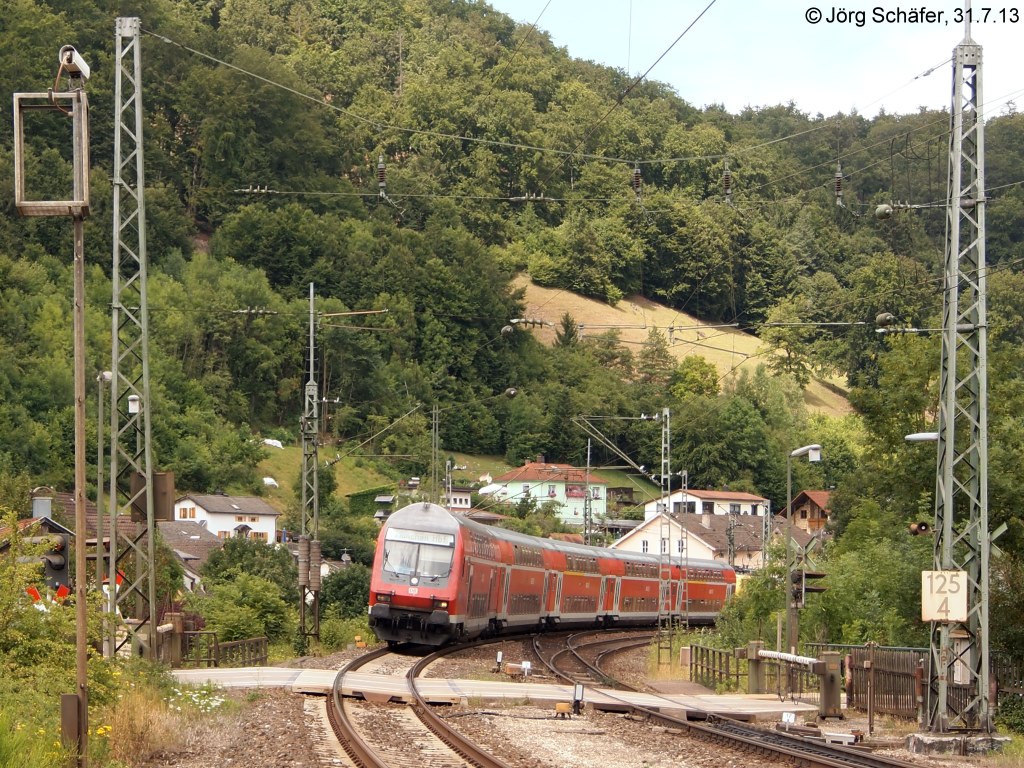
xmin=512 ymin=276 xmax=853 ymax=417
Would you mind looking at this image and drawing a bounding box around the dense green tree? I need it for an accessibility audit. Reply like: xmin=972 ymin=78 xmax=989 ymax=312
xmin=189 ymin=571 xmax=292 ymax=641
xmin=201 ymin=536 xmax=299 ymax=604
xmin=319 ymin=563 xmax=371 ymax=619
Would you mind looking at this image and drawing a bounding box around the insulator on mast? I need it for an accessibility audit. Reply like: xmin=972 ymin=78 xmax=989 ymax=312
xmin=632 ymin=164 xmax=642 ymax=201
xmin=723 ymin=162 xmax=733 ymax=204
xmin=834 ymin=162 xmax=844 ymax=206
xmin=377 ymin=154 xmax=386 ymax=197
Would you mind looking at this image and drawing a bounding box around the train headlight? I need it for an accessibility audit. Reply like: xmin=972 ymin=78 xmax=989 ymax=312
xmin=433 ymin=599 xmax=449 ymax=609
xmin=375 ymin=593 xmax=392 ymax=603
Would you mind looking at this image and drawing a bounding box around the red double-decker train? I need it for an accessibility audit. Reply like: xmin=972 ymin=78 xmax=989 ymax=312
xmin=368 ymin=502 xmax=736 ymax=646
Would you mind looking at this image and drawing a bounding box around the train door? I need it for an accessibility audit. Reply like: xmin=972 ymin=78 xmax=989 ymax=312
xmin=500 ymin=565 xmax=511 ymax=624
xmin=613 ymin=577 xmax=622 ymax=614
xmin=549 ymin=574 xmax=563 ymax=625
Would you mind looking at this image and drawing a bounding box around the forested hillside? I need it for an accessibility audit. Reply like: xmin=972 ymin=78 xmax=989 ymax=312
xmin=3 ymin=0 xmax=1024 ymax=647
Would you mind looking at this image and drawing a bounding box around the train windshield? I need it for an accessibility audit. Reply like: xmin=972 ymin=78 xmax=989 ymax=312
xmin=383 ymin=527 xmax=455 ymax=580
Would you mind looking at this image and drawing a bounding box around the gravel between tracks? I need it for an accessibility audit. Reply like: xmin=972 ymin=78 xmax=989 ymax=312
xmin=135 ymin=644 xmax=985 ymax=768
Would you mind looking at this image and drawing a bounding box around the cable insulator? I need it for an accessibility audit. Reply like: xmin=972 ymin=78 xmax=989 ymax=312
xmin=723 ymin=167 xmax=732 ymax=203
xmin=834 ymin=163 xmax=843 ymax=205
xmin=632 ymin=165 xmax=641 ymax=200
xmin=377 ymin=154 xmax=386 ymax=195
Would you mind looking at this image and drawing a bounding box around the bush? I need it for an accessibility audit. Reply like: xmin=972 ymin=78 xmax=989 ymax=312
xmin=188 ymin=572 xmax=294 ymax=642
xmin=319 ymin=616 xmax=373 ymax=650
xmin=997 ymin=694 xmax=1024 ymax=734
xmin=320 ymin=565 xmax=370 ymax=619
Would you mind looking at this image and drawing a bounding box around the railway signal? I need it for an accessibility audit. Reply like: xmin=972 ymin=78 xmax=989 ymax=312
xmin=790 ymin=569 xmax=827 ymax=609
xmin=26 ymin=533 xmax=70 ymax=590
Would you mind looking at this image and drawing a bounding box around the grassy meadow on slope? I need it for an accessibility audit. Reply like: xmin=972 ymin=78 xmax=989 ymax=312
xmin=513 ymin=276 xmax=852 ymax=417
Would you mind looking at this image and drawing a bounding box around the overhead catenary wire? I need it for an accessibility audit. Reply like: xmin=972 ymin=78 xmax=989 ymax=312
xmin=146 ymin=24 xmax=1024 ymax=207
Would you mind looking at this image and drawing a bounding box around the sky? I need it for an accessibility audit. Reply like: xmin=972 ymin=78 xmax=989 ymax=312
xmin=484 ymin=0 xmax=1023 ymax=118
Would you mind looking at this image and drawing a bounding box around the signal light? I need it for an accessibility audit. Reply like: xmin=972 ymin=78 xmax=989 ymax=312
xmin=791 ymin=569 xmax=827 ymax=608
xmin=27 ymin=533 xmax=69 ymax=589
xmin=909 ymin=521 xmax=931 ymax=535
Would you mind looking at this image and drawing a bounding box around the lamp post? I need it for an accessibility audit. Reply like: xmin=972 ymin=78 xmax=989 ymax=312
xmin=95 ymin=371 xmax=112 ymax=588
xmin=786 ymin=443 xmax=821 ymax=655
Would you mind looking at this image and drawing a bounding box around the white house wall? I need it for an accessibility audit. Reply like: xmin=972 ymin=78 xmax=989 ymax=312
xmin=643 ymin=491 xmax=767 ymax=520
xmin=500 ymin=482 xmax=607 ymax=526
xmin=173 ymin=500 xmax=277 ymax=543
xmin=610 ymin=518 xmax=715 ymax=561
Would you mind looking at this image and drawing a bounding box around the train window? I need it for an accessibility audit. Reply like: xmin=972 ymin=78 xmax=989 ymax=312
xmin=382 ymin=528 xmax=455 ymax=580
xmin=514 ymin=545 xmax=543 ymax=567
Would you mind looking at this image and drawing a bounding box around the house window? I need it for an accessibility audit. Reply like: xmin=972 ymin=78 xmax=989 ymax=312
xmin=677 ymin=539 xmax=685 ymax=553
xmin=235 ymin=515 xmax=246 ymax=522
xmin=522 ymin=484 xmax=531 ymax=498
xmin=729 ymin=503 xmax=740 ymax=515
xmin=702 ymin=502 xmax=714 ymax=515
xmin=217 ymin=531 xmax=229 ymax=540
xmin=548 ymin=485 xmax=556 ymax=497
xmin=800 ymin=509 xmax=808 ymax=519
xmin=249 ymin=516 xmax=259 ymax=523
xmin=591 ymin=487 xmax=601 ymax=499
xmin=250 ymin=531 xmax=268 ymax=542
xmin=179 ymin=506 xmax=196 ymax=519
xmin=641 ymin=540 xmax=649 ymax=553
xmin=661 ymin=538 xmax=668 ymax=554
xmin=750 ymin=504 xmax=758 ymax=515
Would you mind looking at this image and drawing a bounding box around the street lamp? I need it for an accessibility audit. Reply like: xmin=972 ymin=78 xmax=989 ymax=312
xmin=786 ymin=443 xmax=821 ymax=654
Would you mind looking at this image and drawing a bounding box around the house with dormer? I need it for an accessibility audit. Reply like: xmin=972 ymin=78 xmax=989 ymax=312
xmin=642 ymin=488 xmax=770 ymax=520
xmin=173 ymin=493 xmax=280 ymax=543
xmin=610 ymin=511 xmax=767 ymax=571
xmin=488 ymin=457 xmax=610 ymax=527
xmin=788 ymin=490 xmax=832 ymax=533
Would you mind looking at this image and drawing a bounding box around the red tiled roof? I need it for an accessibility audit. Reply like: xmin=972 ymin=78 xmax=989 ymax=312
xmin=800 ymin=490 xmax=832 ymax=510
xmin=493 ymin=461 xmax=611 ymax=485
xmin=52 ymin=491 xmax=140 ymax=538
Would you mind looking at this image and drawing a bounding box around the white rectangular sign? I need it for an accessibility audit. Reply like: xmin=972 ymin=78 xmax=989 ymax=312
xmin=921 ymin=570 xmax=968 ymax=622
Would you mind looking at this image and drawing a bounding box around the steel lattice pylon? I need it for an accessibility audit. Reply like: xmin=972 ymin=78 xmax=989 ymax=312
xmin=299 ymin=285 xmax=320 ymax=643
xmin=929 ymin=28 xmax=991 ymax=732
xmin=106 ymin=16 xmax=157 ymax=657
xmin=656 ymin=407 xmax=673 ymax=667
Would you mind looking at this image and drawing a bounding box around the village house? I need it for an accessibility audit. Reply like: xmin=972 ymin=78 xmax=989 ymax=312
xmin=172 ymin=493 xmax=280 ymax=542
xmin=610 ymin=511 xmax=768 ymax=571
xmin=486 ymin=456 xmax=610 ymax=527
xmin=642 ymin=488 xmax=770 ymax=520
xmin=788 ymin=490 xmax=832 ymax=533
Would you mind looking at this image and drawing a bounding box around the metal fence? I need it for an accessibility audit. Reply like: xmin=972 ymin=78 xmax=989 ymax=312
xmin=808 ymin=643 xmax=922 ymax=719
xmin=690 ymin=644 xmax=743 ymax=690
xmin=691 ymin=641 xmax=1023 ymax=721
xmin=181 ymin=631 xmax=268 ymax=668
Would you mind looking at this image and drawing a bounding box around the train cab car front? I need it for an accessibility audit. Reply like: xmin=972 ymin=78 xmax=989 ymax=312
xmin=368 ymin=504 xmax=462 ymax=645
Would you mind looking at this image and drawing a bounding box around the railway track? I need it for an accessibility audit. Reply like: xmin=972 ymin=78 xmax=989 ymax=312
xmin=324 ymin=632 xmax=929 ymax=768
xmin=328 ymin=644 xmax=515 ymax=768
xmin=532 ymin=630 xmax=929 ymax=768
